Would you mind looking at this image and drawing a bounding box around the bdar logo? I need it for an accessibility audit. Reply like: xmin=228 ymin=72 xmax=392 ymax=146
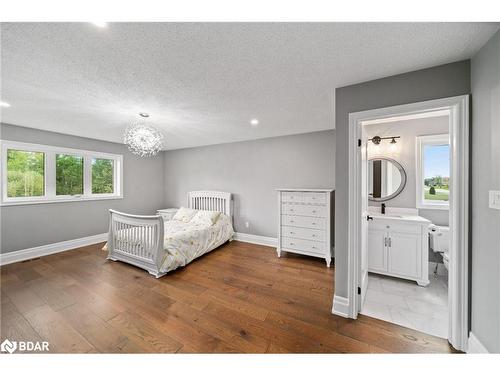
xmin=1 ymin=339 xmax=17 ymax=354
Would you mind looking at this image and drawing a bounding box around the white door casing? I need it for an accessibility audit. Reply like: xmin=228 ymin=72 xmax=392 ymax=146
xmin=334 ymin=95 xmax=469 ymax=352
xmin=359 ymin=128 xmax=369 ymax=309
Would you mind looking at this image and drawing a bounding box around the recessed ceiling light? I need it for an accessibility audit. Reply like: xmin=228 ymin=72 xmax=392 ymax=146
xmin=250 ymin=119 xmax=259 ymax=126
xmin=0 ymin=101 xmax=11 ymax=108
xmin=139 ymin=112 xmax=149 ymax=118
xmin=91 ymin=22 xmax=108 ymax=28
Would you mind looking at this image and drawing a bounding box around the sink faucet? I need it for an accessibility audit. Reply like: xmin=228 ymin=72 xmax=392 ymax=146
xmin=381 ymin=203 xmax=386 ymax=214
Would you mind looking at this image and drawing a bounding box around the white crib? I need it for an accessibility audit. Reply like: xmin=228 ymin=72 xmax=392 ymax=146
xmin=106 ymin=191 xmax=232 ymax=277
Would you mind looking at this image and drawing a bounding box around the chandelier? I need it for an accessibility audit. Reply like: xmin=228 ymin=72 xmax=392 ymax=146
xmin=124 ymin=123 xmax=164 ymax=157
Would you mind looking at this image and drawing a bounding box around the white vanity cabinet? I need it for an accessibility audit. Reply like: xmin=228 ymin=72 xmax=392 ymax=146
xmin=368 ymin=215 xmax=430 ymax=286
xmin=277 ymin=189 xmax=334 ymax=267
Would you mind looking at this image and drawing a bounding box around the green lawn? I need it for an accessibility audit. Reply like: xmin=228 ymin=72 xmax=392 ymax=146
xmin=424 ymin=186 xmax=449 ymax=201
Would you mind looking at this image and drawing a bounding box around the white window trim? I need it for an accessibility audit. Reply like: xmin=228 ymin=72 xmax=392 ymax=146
xmin=0 ymin=140 xmax=123 ymax=206
xmin=415 ymin=134 xmax=450 ymax=211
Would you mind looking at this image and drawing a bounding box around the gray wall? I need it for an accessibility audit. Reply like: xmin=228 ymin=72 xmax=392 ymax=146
xmin=164 ymin=130 xmax=335 ymax=238
xmin=335 ymin=60 xmax=471 ymax=299
xmin=365 ymin=115 xmax=449 ymax=227
xmin=471 ymin=30 xmax=500 ymax=353
xmin=0 ymin=123 xmax=166 ymax=253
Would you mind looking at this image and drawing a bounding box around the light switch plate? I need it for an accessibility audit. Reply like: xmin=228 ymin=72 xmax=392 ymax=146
xmin=489 ymin=190 xmax=500 ymax=210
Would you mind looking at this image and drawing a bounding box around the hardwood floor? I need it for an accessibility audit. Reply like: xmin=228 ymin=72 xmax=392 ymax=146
xmin=0 ymin=240 xmax=457 ymax=353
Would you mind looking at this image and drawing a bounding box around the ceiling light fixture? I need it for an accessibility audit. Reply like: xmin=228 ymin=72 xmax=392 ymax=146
xmin=0 ymin=101 xmax=11 ymax=108
xmin=91 ymin=22 xmax=108 ymax=28
xmin=250 ymin=119 xmax=259 ymax=126
xmin=124 ymin=122 xmax=164 ymax=157
xmin=139 ymin=112 xmax=150 ymax=118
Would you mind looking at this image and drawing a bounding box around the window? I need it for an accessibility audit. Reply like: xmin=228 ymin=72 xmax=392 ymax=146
xmin=56 ymin=154 xmax=83 ymax=195
xmin=416 ymin=134 xmax=450 ymax=210
xmin=1 ymin=141 xmax=122 ymax=205
xmin=91 ymin=158 xmax=114 ymax=194
xmin=7 ymin=149 xmax=45 ymax=198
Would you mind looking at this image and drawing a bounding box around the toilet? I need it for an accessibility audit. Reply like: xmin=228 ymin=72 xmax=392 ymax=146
xmin=429 ymin=225 xmax=450 ymax=270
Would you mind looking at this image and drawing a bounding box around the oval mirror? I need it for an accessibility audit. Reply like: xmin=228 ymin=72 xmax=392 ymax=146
xmin=368 ymin=157 xmax=407 ymax=202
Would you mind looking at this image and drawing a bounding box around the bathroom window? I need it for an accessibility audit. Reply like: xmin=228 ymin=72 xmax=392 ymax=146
xmin=1 ymin=140 xmax=123 ymax=205
xmin=416 ymin=134 xmax=450 ymax=210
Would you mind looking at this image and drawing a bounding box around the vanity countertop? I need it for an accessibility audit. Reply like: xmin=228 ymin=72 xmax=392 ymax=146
xmin=368 ymin=207 xmax=430 ymax=225
xmin=369 ymin=212 xmax=431 ymax=224
xmin=276 ymin=188 xmax=335 ymax=192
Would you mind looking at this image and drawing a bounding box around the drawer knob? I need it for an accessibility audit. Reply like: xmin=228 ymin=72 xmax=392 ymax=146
xmin=312 ymin=234 xmax=316 ymax=237
xmin=312 ymin=210 xmax=316 ymax=213
xmin=386 ymin=225 xmax=390 ymax=229
xmin=290 ymin=232 xmax=294 ymax=234
xmin=312 ymin=246 xmax=316 ymax=249
xmin=290 ymin=209 xmax=294 ymax=211
xmin=312 ymin=222 xmax=316 ymax=225
xmin=290 ymin=220 xmax=294 ymax=223
xmin=290 ymin=242 xmax=295 ymax=245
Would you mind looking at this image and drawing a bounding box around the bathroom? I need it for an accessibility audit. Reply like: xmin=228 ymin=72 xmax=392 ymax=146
xmin=360 ymin=110 xmax=451 ymax=339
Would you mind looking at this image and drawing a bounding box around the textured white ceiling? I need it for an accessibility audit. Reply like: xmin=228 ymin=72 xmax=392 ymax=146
xmin=1 ymin=22 xmax=498 ymax=150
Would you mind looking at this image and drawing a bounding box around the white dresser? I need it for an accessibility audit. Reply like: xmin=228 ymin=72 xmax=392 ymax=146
xmin=277 ymin=189 xmax=334 ymax=267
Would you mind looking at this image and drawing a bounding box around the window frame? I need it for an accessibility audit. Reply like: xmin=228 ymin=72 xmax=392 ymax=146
xmin=1 ymin=140 xmax=123 ymax=206
xmin=415 ymin=133 xmax=450 ymax=211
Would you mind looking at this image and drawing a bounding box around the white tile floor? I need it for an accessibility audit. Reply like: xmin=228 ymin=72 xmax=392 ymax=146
xmin=361 ymin=271 xmax=449 ymax=339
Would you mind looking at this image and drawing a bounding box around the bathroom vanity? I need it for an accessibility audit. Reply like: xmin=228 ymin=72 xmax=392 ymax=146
xmin=367 ymin=208 xmax=430 ymax=286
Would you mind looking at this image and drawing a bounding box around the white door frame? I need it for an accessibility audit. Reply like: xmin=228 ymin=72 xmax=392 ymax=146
xmin=343 ymin=95 xmax=469 ymax=352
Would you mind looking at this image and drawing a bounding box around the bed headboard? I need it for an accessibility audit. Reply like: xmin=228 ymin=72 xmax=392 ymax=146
xmin=187 ymin=191 xmax=232 ymax=219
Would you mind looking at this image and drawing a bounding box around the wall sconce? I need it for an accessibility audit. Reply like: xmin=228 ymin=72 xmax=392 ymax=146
xmin=369 ymin=135 xmax=400 ymax=152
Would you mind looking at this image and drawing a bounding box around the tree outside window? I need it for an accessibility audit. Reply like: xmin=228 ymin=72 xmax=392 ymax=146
xmin=92 ymin=158 xmax=114 ymax=194
xmin=6 ymin=149 xmax=45 ymax=197
xmin=56 ymin=154 xmax=84 ymax=195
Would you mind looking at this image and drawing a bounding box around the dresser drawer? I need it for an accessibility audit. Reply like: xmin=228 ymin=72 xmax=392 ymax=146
xmin=282 ymin=237 xmax=325 ymax=255
xmin=281 ymin=215 xmax=326 ymax=230
xmin=281 ymin=226 xmax=325 ymax=242
xmin=281 ymin=203 xmax=325 ymax=217
xmin=303 ymin=192 xmax=326 ymax=204
xmin=281 ymin=191 xmax=303 ymax=203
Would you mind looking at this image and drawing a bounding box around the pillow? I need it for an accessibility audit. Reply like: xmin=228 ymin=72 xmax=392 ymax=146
xmin=172 ymin=207 xmax=198 ymax=223
xmin=191 ymin=210 xmax=221 ymax=226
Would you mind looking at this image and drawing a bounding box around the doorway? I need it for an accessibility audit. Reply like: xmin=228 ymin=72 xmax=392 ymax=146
xmin=344 ymin=95 xmax=469 ymax=351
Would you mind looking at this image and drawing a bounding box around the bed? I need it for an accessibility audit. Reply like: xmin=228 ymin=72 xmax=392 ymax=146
xmin=105 ymin=191 xmax=234 ymax=277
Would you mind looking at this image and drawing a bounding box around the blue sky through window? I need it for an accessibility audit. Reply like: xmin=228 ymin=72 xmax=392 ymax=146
xmin=424 ymin=144 xmax=450 ymax=178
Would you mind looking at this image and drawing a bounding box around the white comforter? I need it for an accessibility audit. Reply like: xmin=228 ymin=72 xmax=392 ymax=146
xmin=158 ymin=213 xmax=234 ymax=273
xmin=105 ymin=213 xmax=234 ymax=274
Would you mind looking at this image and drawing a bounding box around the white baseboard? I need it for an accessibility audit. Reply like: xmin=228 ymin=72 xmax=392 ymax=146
xmin=467 ymin=332 xmax=489 ymax=353
xmin=0 ymin=233 xmax=108 ymax=266
xmin=233 ymin=232 xmax=277 ymax=247
xmin=332 ymin=294 xmax=351 ymax=318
